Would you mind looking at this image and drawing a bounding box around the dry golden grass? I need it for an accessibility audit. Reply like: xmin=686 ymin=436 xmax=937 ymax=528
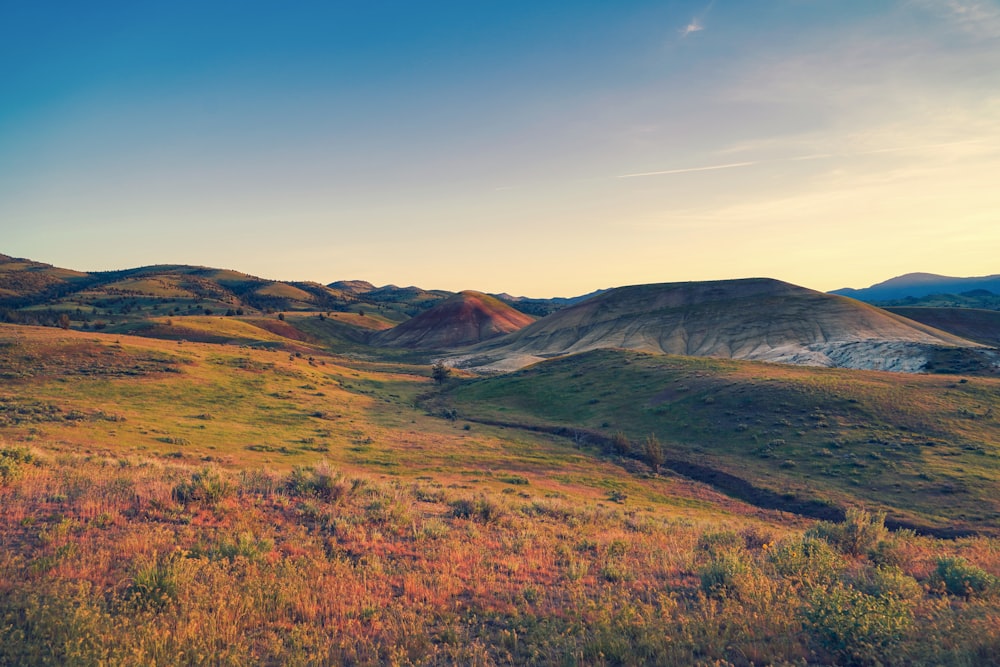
xmin=1 ymin=451 xmax=998 ymax=665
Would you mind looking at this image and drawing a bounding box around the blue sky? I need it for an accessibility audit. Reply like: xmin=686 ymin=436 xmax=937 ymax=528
xmin=3 ymin=1 xmax=999 ymax=296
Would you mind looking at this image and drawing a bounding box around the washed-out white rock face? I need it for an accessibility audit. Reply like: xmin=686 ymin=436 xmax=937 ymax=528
xmin=448 ymin=278 xmax=984 ymax=374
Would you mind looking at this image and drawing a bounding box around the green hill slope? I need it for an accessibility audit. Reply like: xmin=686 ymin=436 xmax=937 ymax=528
xmin=443 ymin=348 xmax=1000 ymax=536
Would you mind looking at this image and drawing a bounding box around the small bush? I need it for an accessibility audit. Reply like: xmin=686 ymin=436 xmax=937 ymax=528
xmin=0 ymin=446 xmax=38 ymax=483
xmin=609 ymin=431 xmax=631 ymax=456
xmin=213 ymin=531 xmax=274 ymax=562
xmin=768 ymin=536 xmax=843 ymax=585
xmin=854 ymin=565 xmax=923 ymax=602
xmin=238 ymin=469 xmax=279 ymax=496
xmin=173 ymin=467 xmax=231 ymax=505
xmin=699 ymin=551 xmax=750 ymax=598
xmin=739 ymin=525 xmax=775 ymax=551
xmin=285 ymin=464 xmax=351 ymax=502
xmin=642 ymin=434 xmax=665 ymax=473
xmin=497 ymin=474 xmax=529 ymax=486
xmin=126 ymin=556 xmax=179 ymax=611
xmin=807 ymin=507 xmax=888 ymax=557
xmin=450 ymin=496 xmax=504 ymax=523
xmin=932 ymin=557 xmax=997 ymax=598
xmin=866 ymin=530 xmax=914 ymax=568
xmin=697 ymin=530 xmax=743 ymax=556
xmin=805 ymin=583 xmax=913 ymax=665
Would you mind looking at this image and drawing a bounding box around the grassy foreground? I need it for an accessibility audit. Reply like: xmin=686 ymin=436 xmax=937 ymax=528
xmin=1 ymin=324 xmax=999 ymax=664
xmin=1 ymin=451 xmax=999 ymax=666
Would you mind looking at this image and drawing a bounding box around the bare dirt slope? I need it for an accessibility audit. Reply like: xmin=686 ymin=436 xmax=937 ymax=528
xmin=452 ymin=278 xmax=985 ymax=372
xmin=371 ymin=291 xmax=535 ymax=349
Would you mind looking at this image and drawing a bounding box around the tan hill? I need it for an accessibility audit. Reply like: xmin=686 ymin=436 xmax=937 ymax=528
xmin=328 ymin=279 xmax=377 ymax=294
xmin=372 ymin=291 xmax=535 ymax=349
xmin=452 ymin=278 xmax=986 ymax=372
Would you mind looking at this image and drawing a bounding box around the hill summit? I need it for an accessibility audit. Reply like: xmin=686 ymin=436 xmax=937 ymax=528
xmin=451 ymin=278 xmax=983 ymax=372
xmin=371 ymin=291 xmax=535 ymax=349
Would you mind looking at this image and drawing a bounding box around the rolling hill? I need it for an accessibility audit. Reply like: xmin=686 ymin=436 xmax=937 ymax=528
xmin=0 ymin=255 xmax=368 ymax=331
xmin=443 ymin=347 xmax=1000 ymax=536
xmin=371 ymin=290 xmax=535 ymax=349
xmin=452 ymin=278 xmax=986 ymax=373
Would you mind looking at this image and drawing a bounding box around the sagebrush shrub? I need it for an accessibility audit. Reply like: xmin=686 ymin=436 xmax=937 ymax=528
xmin=700 ymin=551 xmax=750 ymax=598
xmin=932 ymin=557 xmax=997 ymax=598
xmin=807 ymin=507 xmax=888 ymax=557
xmin=767 ymin=536 xmax=843 ymax=586
xmin=173 ymin=467 xmax=231 ymax=505
xmin=126 ymin=556 xmax=179 ymax=611
xmin=805 ymin=582 xmax=913 ymax=665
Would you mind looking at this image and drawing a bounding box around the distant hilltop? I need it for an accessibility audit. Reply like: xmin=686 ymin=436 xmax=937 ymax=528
xmin=832 ymin=272 xmax=1000 ymax=303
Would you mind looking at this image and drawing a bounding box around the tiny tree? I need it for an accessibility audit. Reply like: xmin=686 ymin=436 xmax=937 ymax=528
xmin=610 ymin=431 xmax=632 ymax=456
xmin=432 ymin=362 xmax=450 ymax=385
xmin=643 ymin=434 xmax=665 ymax=473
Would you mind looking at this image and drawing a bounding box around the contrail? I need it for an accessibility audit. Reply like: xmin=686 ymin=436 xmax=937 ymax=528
xmin=618 ymin=161 xmax=756 ymax=178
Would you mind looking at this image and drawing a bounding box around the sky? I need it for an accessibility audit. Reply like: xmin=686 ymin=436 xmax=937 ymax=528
xmin=2 ymin=1 xmax=999 ymax=297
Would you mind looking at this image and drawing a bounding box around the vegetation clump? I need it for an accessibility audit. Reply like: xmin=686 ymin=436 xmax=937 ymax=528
xmin=807 ymin=506 xmax=889 ymax=556
xmin=0 ymin=445 xmax=39 ymax=482
xmin=172 ymin=467 xmax=231 ymax=505
xmin=932 ymin=557 xmax=997 ymax=598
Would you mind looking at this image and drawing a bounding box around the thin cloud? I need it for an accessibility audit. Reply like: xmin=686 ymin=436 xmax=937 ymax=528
xmin=618 ymin=139 xmax=993 ymax=180
xmin=679 ymin=1 xmax=715 ymax=37
xmin=911 ymin=0 xmax=1000 ymax=38
xmin=680 ymin=18 xmax=704 ymax=37
xmin=619 ymin=161 xmax=756 ymax=178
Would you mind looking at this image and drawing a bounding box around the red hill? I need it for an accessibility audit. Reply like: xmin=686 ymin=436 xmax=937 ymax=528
xmin=372 ymin=291 xmax=534 ymax=349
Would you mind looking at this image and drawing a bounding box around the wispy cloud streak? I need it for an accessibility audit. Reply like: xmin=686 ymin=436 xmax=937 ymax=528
xmin=680 ymin=18 xmax=704 ymax=37
xmin=917 ymin=0 xmax=1000 ymax=38
xmin=679 ymin=1 xmax=714 ymax=37
xmin=618 ymin=138 xmax=996 ymax=180
xmin=619 ymin=161 xmax=756 ymax=178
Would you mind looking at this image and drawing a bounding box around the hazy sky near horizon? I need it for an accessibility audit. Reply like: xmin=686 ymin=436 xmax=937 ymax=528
xmin=2 ymin=1 xmax=999 ymax=297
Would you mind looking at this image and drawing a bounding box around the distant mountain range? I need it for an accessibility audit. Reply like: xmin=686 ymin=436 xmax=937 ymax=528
xmin=832 ymin=272 xmax=1000 ymax=305
xmin=3 ymin=253 xmax=997 ymax=375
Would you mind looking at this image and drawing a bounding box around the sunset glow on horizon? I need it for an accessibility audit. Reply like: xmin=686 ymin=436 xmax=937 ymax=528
xmin=3 ymin=1 xmax=998 ymax=298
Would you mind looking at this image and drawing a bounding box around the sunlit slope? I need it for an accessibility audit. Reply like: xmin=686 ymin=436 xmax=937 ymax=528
xmin=0 ymin=255 xmax=360 ymax=319
xmin=0 ymin=253 xmax=90 ymax=302
xmin=445 ymin=348 xmax=1000 ymax=535
xmin=0 ymin=323 xmax=758 ymax=517
xmin=373 ymin=291 xmax=535 ymax=349
xmin=456 ymin=278 xmax=982 ymax=372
